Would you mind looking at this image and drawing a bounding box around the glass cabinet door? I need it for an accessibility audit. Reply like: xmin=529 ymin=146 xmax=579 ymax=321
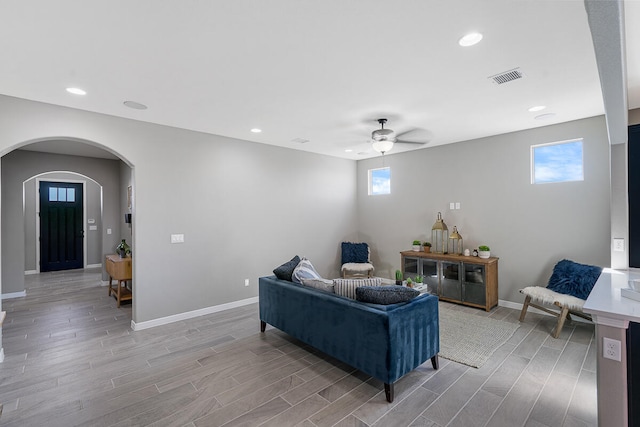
xmin=403 ymin=257 xmax=419 ymax=280
xmin=440 ymin=261 xmax=461 ymax=300
xmin=463 ymin=263 xmax=486 ymax=306
xmin=420 ymin=259 xmax=438 ymax=294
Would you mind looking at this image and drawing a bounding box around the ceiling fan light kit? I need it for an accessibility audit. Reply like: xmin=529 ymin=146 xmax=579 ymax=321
xmin=372 ymin=139 xmax=394 ymax=154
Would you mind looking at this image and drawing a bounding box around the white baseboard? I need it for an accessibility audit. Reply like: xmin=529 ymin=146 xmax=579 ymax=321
xmin=131 ymin=296 xmax=259 ymax=331
xmin=24 ymin=270 xmax=37 ymax=276
xmin=86 ymin=263 xmax=102 ymax=269
xmin=100 ymin=280 xmax=110 ymax=287
xmin=2 ymin=291 xmax=26 ymax=300
xmin=0 ymin=348 xmax=4 ymax=363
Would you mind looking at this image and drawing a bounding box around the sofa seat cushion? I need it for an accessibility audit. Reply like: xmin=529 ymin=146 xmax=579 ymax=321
xmin=334 ymin=277 xmax=382 ymax=299
xmin=356 ymin=285 xmax=420 ymax=305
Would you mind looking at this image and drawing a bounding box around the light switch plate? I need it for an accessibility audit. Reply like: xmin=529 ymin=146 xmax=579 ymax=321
xmin=171 ymin=234 xmax=185 ymax=244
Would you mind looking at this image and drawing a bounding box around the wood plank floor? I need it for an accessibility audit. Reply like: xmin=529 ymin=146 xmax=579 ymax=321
xmin=0 ymin=269 xmax=597 ymax=426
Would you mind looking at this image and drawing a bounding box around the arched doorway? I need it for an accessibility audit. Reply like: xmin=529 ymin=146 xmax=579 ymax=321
xmin=1 ymin=138 xmax=135 ymax=315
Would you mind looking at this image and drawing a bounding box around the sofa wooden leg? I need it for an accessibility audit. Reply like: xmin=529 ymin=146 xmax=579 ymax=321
xmin=384 ymin=383 xmax=394 ymax=403
xmin=431 ymin=354 xmax=439 ymax=370
xmin=260 ymin=321 xmax=266 ymax=332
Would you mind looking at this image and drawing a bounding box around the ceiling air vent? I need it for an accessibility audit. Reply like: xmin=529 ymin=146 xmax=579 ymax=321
xmin=489 ymin=68 xmax=524 ymax=85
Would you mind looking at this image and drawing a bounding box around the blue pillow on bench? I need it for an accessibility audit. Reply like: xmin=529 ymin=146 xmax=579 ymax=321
xmin=342 ymin=242 xmax=369 ymax=264
xmin=546 ymin=259 xmax=602 ymax=300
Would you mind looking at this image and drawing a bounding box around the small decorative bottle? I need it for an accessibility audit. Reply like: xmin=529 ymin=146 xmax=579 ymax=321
xmin=116 ymin=239 xmax=131 ymax=258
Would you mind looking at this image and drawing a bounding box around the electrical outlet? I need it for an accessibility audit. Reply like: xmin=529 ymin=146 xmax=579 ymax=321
xmin=603 ymin=337 xmax=622 ymax=362
xmin=614 ymin=238 xmax=625 ymax=252
xmin=244 ymin=279 xmax=249 ymax=287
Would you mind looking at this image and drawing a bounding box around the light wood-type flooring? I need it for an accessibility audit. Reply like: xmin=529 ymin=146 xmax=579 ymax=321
xmin=0 ymin=268 xmax=597 ymax=426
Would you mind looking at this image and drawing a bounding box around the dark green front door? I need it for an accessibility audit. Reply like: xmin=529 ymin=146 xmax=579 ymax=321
xmin=39 ymin=181 xmax=84 ymax=272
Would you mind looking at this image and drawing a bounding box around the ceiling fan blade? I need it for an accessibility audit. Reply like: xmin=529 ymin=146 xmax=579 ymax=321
xmin=396 ymin=139 xmax=428 ymax=145
xmin=395 ymin=128 xmax=433 ymax=143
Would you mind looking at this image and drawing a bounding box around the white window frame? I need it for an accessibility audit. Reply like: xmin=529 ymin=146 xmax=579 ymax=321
xmin=531 ymin=138 xmax=584 ymax=184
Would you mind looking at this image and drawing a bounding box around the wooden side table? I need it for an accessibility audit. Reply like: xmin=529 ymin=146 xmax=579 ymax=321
xmin=106 ymin=254 xmax=132 ymax=307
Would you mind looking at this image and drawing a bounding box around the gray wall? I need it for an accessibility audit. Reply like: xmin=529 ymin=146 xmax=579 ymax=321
xmin=2 ymin=150 xmax=121 ymax=293
xmin=357 ymin=116 xmax=611 ymax=304
xmin=0 ymin=95 xmax=358 ymax=323
xmin=23 ymin=170 xmax=103 ymax=272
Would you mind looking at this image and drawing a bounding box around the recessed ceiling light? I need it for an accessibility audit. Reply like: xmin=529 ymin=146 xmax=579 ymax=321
xmin=528 ymin=105 xmax=546 ymax=112
xmin=458 ymin=32 xmax=483 ymax=47
xmin=535 ymin=113 xmax=556 ymax=120
xmin=357 ymin=152 xmax=368 ymax=155
xmin=66 ymin=87 xmax=86 ymax=95
xmin=345 ymin=149 xmax=353 ymax=153
xmin=251 ymin=128 xmax=262 ymax=133
xmin=123 ymin=100 xmax=148 ymax=110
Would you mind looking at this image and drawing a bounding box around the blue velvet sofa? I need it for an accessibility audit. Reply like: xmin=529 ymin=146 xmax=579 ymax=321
xmin=259 ymin=275 xmax=440 ymax=402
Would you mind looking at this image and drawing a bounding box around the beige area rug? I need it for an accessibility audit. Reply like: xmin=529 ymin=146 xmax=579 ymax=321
xmin=439 ymin=303 xmax=519 ymax=368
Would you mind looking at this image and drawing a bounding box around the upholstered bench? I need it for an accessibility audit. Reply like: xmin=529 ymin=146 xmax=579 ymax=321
xmin=519 ymin=259 xmax=601 ymax=338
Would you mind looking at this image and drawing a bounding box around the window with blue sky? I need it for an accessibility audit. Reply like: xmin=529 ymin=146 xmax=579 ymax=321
xmin=531 ymin=139 xmax=584 ymax=184
xmin=369 ymin=167 xmax=390 ymax=195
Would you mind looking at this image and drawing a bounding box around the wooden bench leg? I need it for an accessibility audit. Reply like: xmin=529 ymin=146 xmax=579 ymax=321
xmin=553 ymin=305 xmax=571 ymax=339
xmin=519 ymin=295 xmax=531 ymax=322
xmin=384 ymin=383 xmax=394 ymax=403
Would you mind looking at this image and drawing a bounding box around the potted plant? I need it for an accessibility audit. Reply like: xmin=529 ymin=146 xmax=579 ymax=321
xmin=395 ymin=270 xmax=403 ymax=286
xmin=423 ymin=241 xmax=432 ymax=253
xmin=478 ymin=245 xmax=491 ymax=259
xmin=412 ymin=240 xmax=421 ymax=251
xmin=406 ymin=277 xmax=414 ymax=288
xmin=414 ymin=275 xmax=424 ymax=288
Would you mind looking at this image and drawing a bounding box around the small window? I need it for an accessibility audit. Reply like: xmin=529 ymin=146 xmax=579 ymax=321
xmin=48 ymin=186 xmax=76 ymax=203
xmin=368 ymin=167 xmax=390 ymax=195
xmin=531 ymin=139 xmax=584 ymax=184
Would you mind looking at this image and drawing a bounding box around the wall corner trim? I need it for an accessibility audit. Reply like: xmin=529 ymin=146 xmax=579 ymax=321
xmin=130 ymin=296 xmax=259 ymax=331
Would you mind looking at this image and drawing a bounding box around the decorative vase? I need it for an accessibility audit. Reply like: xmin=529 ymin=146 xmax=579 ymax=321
xmin=478 ymin=250 xmax=490 ymax=259
xmin=396 ymin=280 xmax=403 ymax=286
xmin=412 ymin=245 xmax=420 ymax=251
xmin=116 ymin=239 xmax=131 ymax=258
xmin=423 ymin=246 xmax=431 ymax=253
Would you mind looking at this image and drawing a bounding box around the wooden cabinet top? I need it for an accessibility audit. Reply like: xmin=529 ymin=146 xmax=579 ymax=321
xmin=400 ymin=250 xmax=498 ymax=264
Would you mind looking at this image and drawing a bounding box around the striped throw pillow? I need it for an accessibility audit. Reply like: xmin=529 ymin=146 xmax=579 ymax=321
xmin=292 ymin=258 xmax=322 ymax=284
xmin=333 ymin=277 xmax=382 ymax=299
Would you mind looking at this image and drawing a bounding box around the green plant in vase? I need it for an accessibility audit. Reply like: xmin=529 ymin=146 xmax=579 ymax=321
xmin=406 ymin=277 xmax=414 ymax=288
xmin=395 ymin=270 xmax=403 ymax=286
xmin=412 ymin=240 xmax=421 ymax=251
xmin=478 ymin=245 xmax=491 ymax=259
xmin=423 ymin=241 xmax=432 ymax=253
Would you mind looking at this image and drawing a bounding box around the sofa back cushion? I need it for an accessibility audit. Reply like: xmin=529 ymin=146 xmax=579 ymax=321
xmin=334 ymin=277 xmax=382 ymax=299
xmin=301 ymin=278 xmax=335 ymax=293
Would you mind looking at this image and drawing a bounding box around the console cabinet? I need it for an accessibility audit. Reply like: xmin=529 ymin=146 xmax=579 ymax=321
xmin=400 ymin=251 xmax=499 ymax=311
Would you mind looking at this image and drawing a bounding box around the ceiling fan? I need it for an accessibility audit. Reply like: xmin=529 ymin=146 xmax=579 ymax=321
xmin=370 ymin=118 xmax=429 ymax=154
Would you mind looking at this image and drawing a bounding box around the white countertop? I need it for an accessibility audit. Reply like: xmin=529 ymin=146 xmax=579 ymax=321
xmin=583 ymin=268 xmax=640 ymax=328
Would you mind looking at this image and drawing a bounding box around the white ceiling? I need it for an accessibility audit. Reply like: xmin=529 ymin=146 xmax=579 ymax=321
xmin=0 ymin=0 xmax=637 ymax=160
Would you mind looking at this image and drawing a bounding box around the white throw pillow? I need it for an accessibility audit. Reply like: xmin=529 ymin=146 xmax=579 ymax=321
xmin=292 ymin=258 xmax=322 ymax=284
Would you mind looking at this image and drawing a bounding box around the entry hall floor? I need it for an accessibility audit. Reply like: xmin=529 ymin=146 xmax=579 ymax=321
xmin=0 ymin=269 xmax=596 ymax=426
